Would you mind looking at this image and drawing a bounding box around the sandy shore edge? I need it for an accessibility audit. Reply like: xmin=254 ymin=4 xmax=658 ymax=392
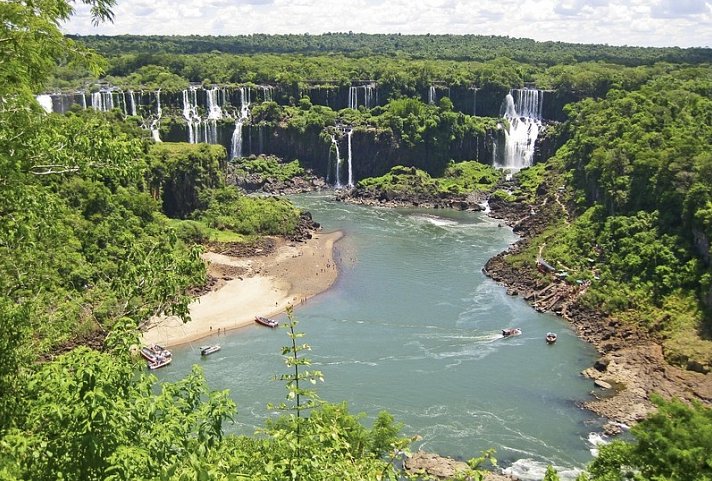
xmin=142 ymin=230 xmax=343 ymax=347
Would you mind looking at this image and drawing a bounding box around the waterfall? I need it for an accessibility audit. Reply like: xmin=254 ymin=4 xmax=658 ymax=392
xmin=473 ymin=88 xmax=478 ymax=116
xmin=182 ymin=88 xmax=202 ymax=143
xmin=206 ymin=87 xmax=223 ymax=120
xmin=349 ymin=87 xmax=358 ymax=110
xmin=349 ymin=83 xmax=378 ymax=110
xmin=347 ymin=129 xmax=354 ymax=187
xmin=512 ymin=88 xmax=543 ymax=119
xmin=150 ymin=119 xmax=162 ymax=142
xmin=230 ymin=87 xmax=251 ymax=160
xmin=428 ymin=86 xmax=436 ymax=105
xmin=120 ymin=91 xmax=128 ymax=116
xmin=261 ymin=85 xmax=273 ymax=102
xmin=494 ymin=89 xmax=543 ymax=171
xmin=36 ymin=95 xmax=53 ymax=113
xmin=128 ymin=90 xmax=137 ymax=116
xmin=331 ymin=134 xmax=342 ymax=188
xmin=155 ymin=90 xmax=162 ymax=118
xmin=91 ymin=91 xmax=114 ymax=112
xmin=81 ymin=93 xmax=87 ymax=110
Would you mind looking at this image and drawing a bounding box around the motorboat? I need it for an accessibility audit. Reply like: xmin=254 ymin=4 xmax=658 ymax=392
xmin=140 ymin=344 xmax=172 ymax=363
xmin=255 ymin=316 xmax=279 ymax=328
xmin=546 ymin=332 xmax=558 ymax=344
xmin=147 ymin=356 xmax=172 ymax=370
xmin=200 ymin=345 xmax=221 ymax=356
xmin=501 ymin=327 xmax=522 ymax=337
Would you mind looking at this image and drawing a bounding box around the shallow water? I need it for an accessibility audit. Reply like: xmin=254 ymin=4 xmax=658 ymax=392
xmin=157 ymin=193 xmax=602 ymax=478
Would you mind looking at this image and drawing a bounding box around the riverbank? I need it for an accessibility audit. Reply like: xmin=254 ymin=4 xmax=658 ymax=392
xmin=142 ymin=230 xmax=342 ymax=347
xmin=336 ymin=179 xmax=711 ymax=429
xmin=483 ymin=189 xmax=712 ymax=429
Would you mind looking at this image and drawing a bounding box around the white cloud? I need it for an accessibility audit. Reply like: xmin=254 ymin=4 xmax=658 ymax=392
xmin=63 ymin=0 xmax=712 ymax=47
xmin=652 ymin=0 xmax=711 ymax=18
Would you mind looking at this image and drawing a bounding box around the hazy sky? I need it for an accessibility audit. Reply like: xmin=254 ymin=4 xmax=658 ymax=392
xmin=63 ymin=0 xmax=712 ymax=48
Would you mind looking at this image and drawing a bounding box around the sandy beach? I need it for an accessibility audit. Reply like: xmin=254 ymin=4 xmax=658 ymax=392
xmin=142 ymin=230 xmax=343 ymax=347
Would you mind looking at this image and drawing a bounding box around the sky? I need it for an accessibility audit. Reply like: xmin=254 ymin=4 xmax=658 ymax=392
xmin=63 ymin=0 xmax=712 ymax=48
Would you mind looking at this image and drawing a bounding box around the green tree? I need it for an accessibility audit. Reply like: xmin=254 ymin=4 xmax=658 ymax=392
xmin=587 ymin=397 xmax=712 ymax=481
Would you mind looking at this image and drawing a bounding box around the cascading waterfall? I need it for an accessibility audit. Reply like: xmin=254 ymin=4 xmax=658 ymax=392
xmin=120 ymin=91 xmax=128 ymax=116
xmin=230 ymin=87 xmax=251 ymax=160
xmin=473 ymin=87 xmax=478 ymax=116
xmin=203 ymin=87 xmax=224 ymax=144
xmin=36 ymin=95 xmax=53 ymax=113
xmin=428 ymin=86 xmax=437 ymax=105
xmin=182 ymin=88 xmax=201 ymax=143
xmin=330 ymin=134 xmax=342 ymax=188
xmin=128 ymin=90 xmax=137 ymax=116
xmin=91 ymin=91 xmax=114 ymax=111
xmin=349 ymin=83 xmax=378 ymax=110
xmin=150 ymin=90 xmax=162 ymax=142
xmin=346 ymin=129 xmax=354 ymax=187
xmin=155 ymin=90 xmax=162 ymax=118
xmin=494 ymin=88 xmax=542 ymax=171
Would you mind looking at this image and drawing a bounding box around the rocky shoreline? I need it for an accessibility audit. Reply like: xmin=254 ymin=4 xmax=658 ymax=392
xmin=233 ymin=172 xmax=711 ymax=477
xmin=483 ymin=184 xmax=712 ymax=430
xmin=333 ymin=177 xmax=711 ymax=431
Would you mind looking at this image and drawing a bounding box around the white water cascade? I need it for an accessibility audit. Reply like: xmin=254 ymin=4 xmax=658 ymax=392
xmin=36 ymin=95 xmax=53 ymax=113
xmin=149 ymin=90 xmax=162 ymax=142
xmin=155 ymin=90 xmax=162 ymax=118
xmin=182 ymin=88 xmax=202 ymax=144
xmin=230 ymin=87 xmax=251 ymax=160
xmin=346 ymin=129 xmax=354 ymax=187
xmin=494 ymin=89 xmax=543 ymax=171
xmin=330 ymin=134 xmax=342 ymax=188
xmin=260 ymin=85 xmax=273 ymax=102
xmin=428 ymin=86 xmax=437 ymax=105
xmin=91 ymin=91 xmax=114 ymax=111
xmin=348 ymin=83 xmax=378 ymax=110
xmin=201 ymin=87 xmax=225 ymax=144
xmin=128 ymin=90 xmax=137 ymax=116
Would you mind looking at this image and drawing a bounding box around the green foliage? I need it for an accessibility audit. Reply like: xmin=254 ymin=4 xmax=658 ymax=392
xmin=587 ymin=397 xmax=712 ymax=481
xmin=233 ymin=155 xmax=305 ymax=182
xmin=0 ymin=347 xmax=235 ymax=481
xmin=270 ymin=307 xmax=324 ymax=419
xmin=194 ymin=187 xmax=301 ymax=236
xmin=0 ymin=0 xmax=114 ymax=97
xmin=73 ymin=34 xmax=712 ymax=67
xmin=112 ymin=64 xmax=189 ymax=90
xmin=148 ymin=142 xmax=226 ymax=218
xmin=440 ymin=161 xmax=501 ymax=194
xmin=358 ymin=166 xmax=442 ymax=199
xmin=533 ymin=68 xmax=712 ymax=370
xmin=544 ymin=465 xmax=562 ymax=481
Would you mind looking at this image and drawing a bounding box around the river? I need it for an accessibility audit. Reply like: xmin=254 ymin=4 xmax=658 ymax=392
xmin=157 ymin=193 xmax=603 ymax=479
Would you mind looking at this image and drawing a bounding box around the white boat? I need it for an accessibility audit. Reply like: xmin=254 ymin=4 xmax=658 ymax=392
xmin=147 ymin=355 xmax=172 ymax=370
xmin=200 ymin=345 xmax=221 ymax=356
xmin=141 ymin=344 xmax=172 ymax=363
xmin=255 ymin=316 xmax=279 ymax=328
xmin=546 ymin=332 xmax=558 ymax=344
xmin=501 ymin=327 xmax=522 ymax=337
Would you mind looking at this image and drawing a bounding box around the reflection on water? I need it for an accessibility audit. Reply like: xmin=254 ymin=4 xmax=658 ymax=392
xmin=157 ymin=193 xmax=602 ymax=479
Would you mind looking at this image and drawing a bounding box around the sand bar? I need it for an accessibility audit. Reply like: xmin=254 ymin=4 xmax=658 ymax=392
xmin=142 ymin=230 xmax=343 ymax=347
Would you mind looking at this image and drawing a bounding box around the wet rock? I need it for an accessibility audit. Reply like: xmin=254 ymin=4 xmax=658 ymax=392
xmin=595 ymin=379 xmax=613 ymax=390
xmin=594 ymin=358 xmax=610 ymax=372
xmin=404 ymin=451 xmax=469 ymax=479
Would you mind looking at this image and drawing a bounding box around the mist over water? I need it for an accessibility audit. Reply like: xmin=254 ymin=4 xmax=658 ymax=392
xmin=158 ymin=193 xmax=602 ymax=478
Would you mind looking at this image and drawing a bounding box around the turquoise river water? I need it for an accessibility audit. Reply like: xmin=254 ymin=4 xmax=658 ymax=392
xmin=157 ymin=193 xmax=605 ymax=479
